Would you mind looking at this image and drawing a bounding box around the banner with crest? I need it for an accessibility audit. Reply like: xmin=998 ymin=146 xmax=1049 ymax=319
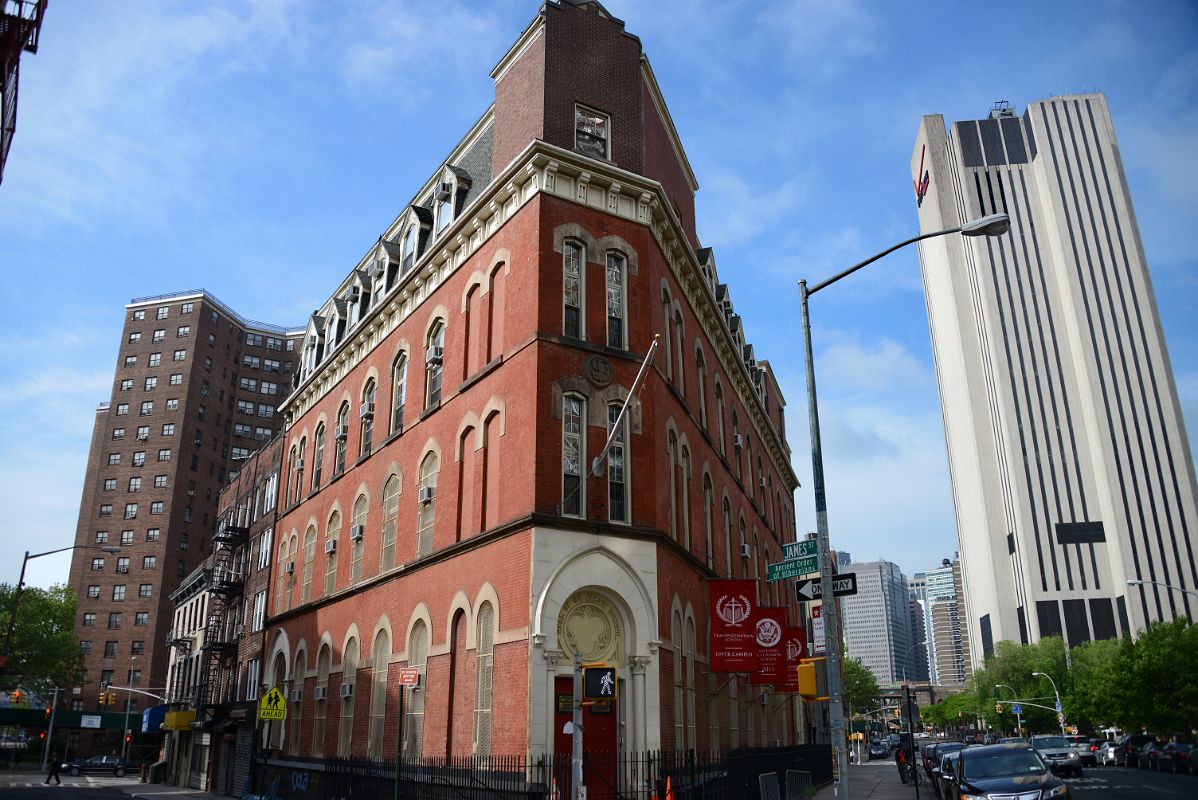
xmin=709 ymin=579 xmax=757 ymax=672
xmin=781 ymin=625 xmax=806 ymax=691
xmin=749 ymin=607 xmax=787 ymax=685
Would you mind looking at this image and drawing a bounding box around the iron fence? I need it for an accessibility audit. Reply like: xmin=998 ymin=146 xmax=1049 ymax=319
xmin=250 ymin=744 xmax=831 ymax=800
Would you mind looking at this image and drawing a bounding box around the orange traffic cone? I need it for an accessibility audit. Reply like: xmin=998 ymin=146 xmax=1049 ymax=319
xmin=550 ymin=776 xmax=559 ymax=800
xmin=665 ymin=775 xmax=675 ymax=800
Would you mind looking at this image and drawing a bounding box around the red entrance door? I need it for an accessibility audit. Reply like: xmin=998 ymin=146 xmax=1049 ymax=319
xmin=553 ymin=676 xmax=620 ymax=798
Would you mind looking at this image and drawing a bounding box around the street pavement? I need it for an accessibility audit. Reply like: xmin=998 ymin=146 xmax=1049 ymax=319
xmin=812 ymin=758 xmax=1198 ymax=800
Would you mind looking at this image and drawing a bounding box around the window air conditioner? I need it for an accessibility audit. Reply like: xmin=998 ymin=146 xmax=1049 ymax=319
xmin=740 ymin=543 xmax=751 ymax=559
xmin=186 ymin=489 xmax=194 ymax=496
xmin=72 ymin=687 xmax=82 ymax=695
xmin=339 ymin=682 xmax=353 ymax=698
xmin=296 ymin=458 xmax=304 ymax=471
xmin=418 ymin=486 xmax=435 ymax=505
xmin=291 ymin=689 xmax=303 ymax=702
xmin=335 ymin=425 xmax=348 ymax=440
xmin=314 ymin=686 xmax=327 ymax=701
xmin=349 ymin=524 xmax=364 ymax=541
xmin=136 ymin=433 xmax=149 ymax=441
xmin=733 ymin=433 xmax=744 ymax=449
xmin=435 ymin=182 xmax=453 ymax=201
xmin=324 ymin=539 xmax=337 ymax=554
xmin=285 ymin=561 xmax=295 ymax=574
xmin=759 ymin=476 xmax=767 ymax=489
xmin=359 ymin=402 xmax=374 ymax=419
xmin=425 ymin=345 xmax=443 ymax=365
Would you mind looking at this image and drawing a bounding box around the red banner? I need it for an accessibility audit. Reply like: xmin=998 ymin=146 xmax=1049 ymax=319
xmin=781 ymin=626 xmax=806 ymax=692
xmin=750 ymin=607 xmax=787 ymax=686
xmin=709 ymin=579 xmax=757 ymax=672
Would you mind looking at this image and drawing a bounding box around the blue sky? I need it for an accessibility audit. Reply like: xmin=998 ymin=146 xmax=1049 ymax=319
xmin=3 ymin=0 xmax=1195 ymax=589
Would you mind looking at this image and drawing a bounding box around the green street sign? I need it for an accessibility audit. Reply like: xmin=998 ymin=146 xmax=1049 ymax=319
xmin=783 ymin=540 xmax=818 ymax=561
xmin=767 ymin=555 xmax=819 ymax=581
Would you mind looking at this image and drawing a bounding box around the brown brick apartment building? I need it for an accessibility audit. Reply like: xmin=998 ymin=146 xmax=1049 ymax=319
xmin=260 ymin=0 xmax=806 ymax=771
xmin=66 ymin=291 xmax=300 ymax=756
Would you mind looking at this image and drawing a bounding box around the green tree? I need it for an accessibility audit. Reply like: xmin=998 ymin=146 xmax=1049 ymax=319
xmin=922 ymin=690 xmax=977 ymax=734
xmin=1 ymin=583 xmax=84 ymax=694
xmin=1110 ymin=619 xmax=1198 ymax=733
xmin=1063 ymin=638 xmax=1120 ymax=732
xmin=841 ymin=654 xmax=881 ymax=715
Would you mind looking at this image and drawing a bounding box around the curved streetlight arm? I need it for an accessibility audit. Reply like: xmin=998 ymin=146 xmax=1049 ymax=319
xmin=808 ymin=228 xmax=959 ymax=296
xmin=1127 ymin=578 xmax=1198 ymax=598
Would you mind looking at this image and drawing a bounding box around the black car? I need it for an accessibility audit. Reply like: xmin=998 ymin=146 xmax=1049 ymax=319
xmin=62 ymin=755 xmax=138 ymax=777
xmin=948 ymin=743 xmax=1071 ymax=800
xmin=868 ymin=740 xmax=888 ymax=760
xmin=1113 ymin=733 xmax=1156 ymax=766
xmin=928 ymin=742 xmax=968 ymax=786
xmin=1158 ymin=741 xmax=1194 ymax=774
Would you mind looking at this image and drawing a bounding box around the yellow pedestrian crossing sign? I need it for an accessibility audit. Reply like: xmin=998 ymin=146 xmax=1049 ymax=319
xmin=258 ymin=687 xmax=286 ymax=721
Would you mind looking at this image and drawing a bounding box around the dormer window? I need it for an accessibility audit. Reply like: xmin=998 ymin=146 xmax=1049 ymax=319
xmin=435 ymin=183 xmax=454 ymax=233
xmin=402 ymin=226 xmax=417 ymax=273
xmin=575 ymin=105 xmax=609 ymax=160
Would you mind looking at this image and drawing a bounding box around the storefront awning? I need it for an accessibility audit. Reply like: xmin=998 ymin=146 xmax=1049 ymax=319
xmin=142 ymin=704 xmax=169 ymax=733
xmin=161 ymin=710 xmax=196 ymax=731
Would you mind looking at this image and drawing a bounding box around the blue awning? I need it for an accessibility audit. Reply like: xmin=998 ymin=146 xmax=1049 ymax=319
xmin=142 ymin=704 xmax=168 ymax=733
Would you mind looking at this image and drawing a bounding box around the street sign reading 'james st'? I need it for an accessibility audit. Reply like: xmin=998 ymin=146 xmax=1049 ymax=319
xmin=794 ymin=573 xmax=858 ymax=601
xmin=783 ymin=540 xmax=819 ymax=561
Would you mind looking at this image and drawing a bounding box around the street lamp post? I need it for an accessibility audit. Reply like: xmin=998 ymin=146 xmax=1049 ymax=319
xmin=4 ymin=545 xmax=122 ymax=672
xmin=122 ymin=655 xmax=138 ymax=761
xmin=1032 ymin=671 xmax=1065 ymax=737
xmin=1126 ymin=578 xmax=1198 ymax=598
xmin=799 ymin=212 xmax=1009 ymax=796
xmin=899 ymin=640 xmax=928 ymax=685
xmin=995 ymin=684 xmax=1022 ymax=737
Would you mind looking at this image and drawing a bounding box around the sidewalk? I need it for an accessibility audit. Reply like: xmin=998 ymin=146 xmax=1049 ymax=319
xmin=0 ymin=767 xmax=229 ymax=800
xmin=814 ymin=760 xmax=924 ymax=800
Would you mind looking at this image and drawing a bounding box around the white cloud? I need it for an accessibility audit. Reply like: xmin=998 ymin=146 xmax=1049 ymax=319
xmin=696 ymin=169 xmax=808 ymax=247
xmin=758 ymin=0 xmax=879 ymax=81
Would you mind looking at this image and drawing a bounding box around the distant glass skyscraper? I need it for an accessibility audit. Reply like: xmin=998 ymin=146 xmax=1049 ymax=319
xmin=913 ymin=94 xmax=1198 ymax=665
xmin=842 ymin=560 xmax=914 ymax=685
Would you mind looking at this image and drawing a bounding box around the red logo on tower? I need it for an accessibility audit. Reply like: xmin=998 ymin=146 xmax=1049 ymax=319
xmin=914 ymin=144 xmax=930 ymax=207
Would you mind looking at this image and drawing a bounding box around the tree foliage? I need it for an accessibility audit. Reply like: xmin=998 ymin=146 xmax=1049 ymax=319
xmin=0 ymin=583 xmax=85 ymax=694
xmin=925 ymin=623 xmax=1198 ymax=737
xmin=841 ymin=654 xmax=881 ymax=715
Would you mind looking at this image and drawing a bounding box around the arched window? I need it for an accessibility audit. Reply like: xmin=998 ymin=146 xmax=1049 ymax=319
xmin=731 ymin=409 xmax=742 ymax=479
xmin=685 ymin=617 xmax=697 ymax=750
xmin=563 ymin=241 xmax=584 ymax=338
xmin=293 ymin=438 xmax=306 ymax=504
xmin=301 ymin=526 xmax=316 ymax=603
xmin=738 ymin=516 xmax=748 ymax=579
xmin=562 ymin=394 xmax=585 ymax=517
xmin=668 ymin=430 xmax=680 ymax=540
xmin=368 ymin=630 xmax=390 ymax=757
xmin=338 ymin=638 xmax=358 ymax=756
xmin=314 ymin=645 xmax=331 ymax=757
xmin=350 ymin=494 xmax=367 ymax=584
xmin=722 ymin=499 xmax=733 ymax=578
xmin=474 ymin=602 xmax=495 ymax=755
xmin=680 ymin=442 xmax=691 ymax=549
xmin=607 ymin=403 xmax=628 ymax=523
xmin=671 ymin=610 xmax=683 ymax=747
xmin=325 ymin=511 xmax=341 ymax=596
xmin=391 ymin=352 xmax=407 ymax=435
xmin=381 ymin=475 xmax=399 ymax=570
xmin=605 ymin=252 xmax=626 ymax=349
xmin=270 ymin=654 xmax=286 ymax=748
xmin=661 ymin=290 xmax=673 ymax=381
xmin=425 ymin=321 xmax=445 ymax=409
xmin=286 ymin=445 xmax=298 ymax=505
xmin=360 ymin=379 xmax=376 ymax=456
xmin=403 ymin=621 xmax=428 ymax=758
xmin=312 ymin=424 xmax=325 ymax=490
xmin=334 ymin=403 xmax=350 ymax=476
xmin=703 ymin=475 xmax=714 ymax=568
xmin=289 ymin=650 xmax=305 ymax=754
xmin=714 ymin=381 xmax=727 ymax=457
xmin=275 ymin=539 xmax=289 ymax=614
xmin=672 ymin=308 xmax=685 ymax=396
xmin=695 ymin=349 xmax=708 ymax=430
xmin=416 ymin=452 xmax=439 ymax=557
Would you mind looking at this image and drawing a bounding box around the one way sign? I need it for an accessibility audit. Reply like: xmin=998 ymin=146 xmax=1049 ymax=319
xmin=795 ymin=573 xmax=858 ymax=601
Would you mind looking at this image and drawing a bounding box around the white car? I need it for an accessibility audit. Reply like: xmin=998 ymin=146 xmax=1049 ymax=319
xmin=1030 ymin=734 xmax=1083 ymax=777
xmin=1097 ymin=741 xmax=1118 ymax=766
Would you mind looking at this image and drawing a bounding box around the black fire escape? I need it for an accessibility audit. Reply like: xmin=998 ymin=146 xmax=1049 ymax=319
xmin=196 ymin=515 xmax=248 ymax=716
xmin=0 ymin=0 xmax=46 ymax=185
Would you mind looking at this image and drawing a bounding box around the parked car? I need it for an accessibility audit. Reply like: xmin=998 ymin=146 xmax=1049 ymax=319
xmin=1097 ymin=741 xmax=1118 ymax=766
xmin=869 ymin=740 xmax=888 ymax=760
xmin=948 ymin=743 xmax=1070 ymax=800
xmin=998 ymin=736 xmax=1026 ymax=744
xmin=928 ymin=742 xmax=968 ymax=784
xmin=1157 ymin=741 xmax=1194 ymax=774
xmin=935 ymin=749 xmax=966 ymax=799
xmin=1135 ymin=740 xmax=1163 ymax=769
xmin=1030 ymin=734 xmax=1083 ymax=777
xmin=1065 ymin=734 xmax=1098 ymax=766
xmin=61 ymin=755 xmax=138 ymax=777
xmin=1113 ymin=733 xmax=1156 ymax=766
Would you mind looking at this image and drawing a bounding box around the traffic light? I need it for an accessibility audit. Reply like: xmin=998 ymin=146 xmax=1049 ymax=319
xmin=125 ymin=734 xmax=132 ymax=744
xmin=11 ymin=690 xmax=22 ymax=704
xmin=893 ymin=708 xmax=901 ymax=718
xmin=109 ymin=692 xmax=118 ymax=706
xmin=39 ymin=732 xmax=46 ymax=741
xmin=996 ymin=703 xmax=1003 ymax=713
xmin=45 ymin=707 xmax=52 ymax=719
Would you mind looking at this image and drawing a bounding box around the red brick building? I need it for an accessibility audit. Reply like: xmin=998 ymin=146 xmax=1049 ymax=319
xmin=264 ymin=0 xmax=804 ymax=763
